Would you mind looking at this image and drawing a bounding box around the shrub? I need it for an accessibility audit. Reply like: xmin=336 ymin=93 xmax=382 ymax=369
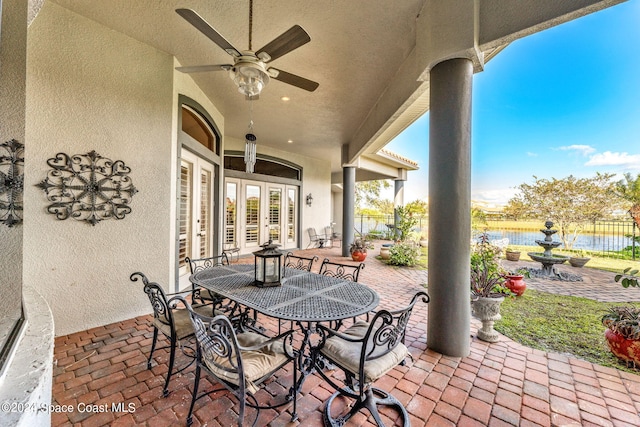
xmin=388 ymin=242 xmax=420 ymax=266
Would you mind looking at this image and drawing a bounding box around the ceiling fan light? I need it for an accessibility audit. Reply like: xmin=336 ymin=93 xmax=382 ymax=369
xmin=230 ymin=63 xmax=270 ymax=97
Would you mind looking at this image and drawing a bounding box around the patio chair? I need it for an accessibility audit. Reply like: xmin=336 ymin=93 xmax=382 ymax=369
xmin=283 ymin=252 xmax=318 ymax=273
xmin=185 ymin=254 xmax=229 ymax=306
xmin=187 ymin=254 xmax=257 ymax=331
xmin=313 ymin=291 xmax=430 ymax=427
xmin=176 ymin=296 xmax=298 ymax=426
xmin=223 ymin=241 xmax=241 ymax=263
xmin=325 ymin=226 xmax=342 ymax=248
xmin=130 ymin=271 xmax=213 ymax=397
xmin=307 ymin=227 xmax=327 ymax=248
xmin=279 ymin=252 xmax=319 ymax=333
xmin=319 ymin=258 xmax=364 ymax=282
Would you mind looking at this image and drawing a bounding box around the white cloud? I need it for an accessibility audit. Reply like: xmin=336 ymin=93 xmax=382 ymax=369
xmin=557 ymin=144 xmax=596 ymax=155
xmin=585 ymin=151 xmax=640 ymax=168
xmin=471 ymin=188 xmax=518 ymax=207
xmin=526 ymin=152 xmax=538 ymax=157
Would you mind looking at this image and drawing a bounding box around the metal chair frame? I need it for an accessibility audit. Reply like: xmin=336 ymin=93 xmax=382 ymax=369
xmin=223 ymin=241 xmax=241 ymax=263
xmin=307 ymin=227 xmax=327 ymax=248
xmin=325 ymin=226 xmax=342 ymax=248
xmin=284 ymin=252 xmax=318 ymax=273
xmin=176 ymin=296 xmax=299 ymax=426
xmin=185 ymin=254 xmax=229 ymax=305
xmin=319 ymin=258 xmax=364 ymax=282
xmin=130 ymin=272 xmax=196 ymax=397
xmin=313 ymin=291 xmax=430 ymax=427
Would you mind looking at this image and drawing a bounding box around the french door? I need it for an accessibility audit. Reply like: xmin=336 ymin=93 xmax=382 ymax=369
xmin=179 ymin=150 xmax=215 ymax=277
xmin=225 ymin=179 xmax=298 ymax=254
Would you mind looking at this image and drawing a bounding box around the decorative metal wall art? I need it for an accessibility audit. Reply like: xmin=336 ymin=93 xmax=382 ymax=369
xmin=36 ymin=150 xmax=138 ymax=226
xmin=0 ymin=139 xmax=25 ymax=227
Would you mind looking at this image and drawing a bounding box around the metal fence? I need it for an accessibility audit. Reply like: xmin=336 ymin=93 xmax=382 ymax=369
xmin=483 ymin=219 xmax=638 ymax=260
xmin=354 ymin=214 xmax=638 ymax=259
xmin=353 ymin=214 xmax=427 ymax=238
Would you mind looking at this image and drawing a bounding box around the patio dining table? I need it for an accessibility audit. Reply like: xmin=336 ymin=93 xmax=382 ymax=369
xmin=189 ymin=263 xmax=379 ymax=420
xmin=189 ymin=264 xmax=379 ymax=324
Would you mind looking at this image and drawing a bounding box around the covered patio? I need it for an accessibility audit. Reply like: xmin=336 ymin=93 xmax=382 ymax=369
xmin=52 ymin=246 xmax=640 ymax=426
xmin=1 ymin=1 xmax=634 ymax=425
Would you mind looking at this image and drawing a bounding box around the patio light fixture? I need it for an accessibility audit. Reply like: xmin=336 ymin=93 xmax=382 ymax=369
xmin=230 ymin=62 xmax=269 ymax=98
xmin=252 ymin=240 xmax=283 ymax=287
xmin=306 ymin=193 xmax=313 ymax=206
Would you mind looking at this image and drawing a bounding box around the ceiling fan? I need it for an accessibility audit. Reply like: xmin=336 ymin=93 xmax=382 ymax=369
xmin=175 ymin=0 xmax=319 ymax=100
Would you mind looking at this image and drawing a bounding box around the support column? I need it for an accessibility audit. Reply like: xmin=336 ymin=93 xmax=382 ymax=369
xmin=427 ymin=58 xmax=473 ymax=357
xmin=342 ymin=166 xmax=356 ymax=257
xmin=393 ymin=179 xmax=405 ymax=239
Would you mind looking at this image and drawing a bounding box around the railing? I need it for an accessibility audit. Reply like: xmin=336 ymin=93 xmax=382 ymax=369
xmin=354 ymin=214 xmax=638 ymax=260
xmin=353 ymin=214 xmax=427 ymax=239
xmin=483 ymin=219 xmax=638 ymax=260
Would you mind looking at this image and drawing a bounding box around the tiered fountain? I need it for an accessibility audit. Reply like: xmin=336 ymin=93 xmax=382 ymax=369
xmin=527 ymin=221 xmax=569 ymax=277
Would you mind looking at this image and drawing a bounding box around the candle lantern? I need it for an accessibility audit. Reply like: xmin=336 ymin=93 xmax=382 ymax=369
xmin=252 ymin=240 xmax=283 ymax=287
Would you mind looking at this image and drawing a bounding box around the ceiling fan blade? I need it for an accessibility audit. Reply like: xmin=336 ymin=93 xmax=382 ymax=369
xmin=176 ymin=9 xmax=242 ymax=57
xmin=256 ymin=25 xmax=310 ymax=62
xmin=269 ymin=68 xmax=319 ymax=92
xmin=175 ymin=64 xmax=231 ymax=73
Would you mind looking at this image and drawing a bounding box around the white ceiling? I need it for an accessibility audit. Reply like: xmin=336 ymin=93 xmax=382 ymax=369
xmin=50 ymin=0 xmax=427 ymax=172
xmin=47 ymin=0 xmax=620 ymax=175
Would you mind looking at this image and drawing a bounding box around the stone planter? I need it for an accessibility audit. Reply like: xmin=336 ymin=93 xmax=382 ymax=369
xmin=471 ymin=296 xmax=504 ymax=342
xmin=505 ymin=250 xmax=521 ymax=261
xmin=419 ymin=239 xmax=428 ymax=248
xmin=379 ymin=246 xmax=391 ymax=260
xmin=569 ymin=256 xmax=590 ymax=268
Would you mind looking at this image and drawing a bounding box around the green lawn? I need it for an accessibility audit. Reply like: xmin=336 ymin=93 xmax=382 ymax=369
xmin=496 ymin=289 xmax=640 ymax=373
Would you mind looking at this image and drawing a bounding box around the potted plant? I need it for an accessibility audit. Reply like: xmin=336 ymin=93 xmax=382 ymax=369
xmin=505 ymin=247 xmax=521 ymax=262
xmin=503 ymin=268 xmax=529 ymax=296
xmin=349 ymin=237 xmax=373 ymax=262
xmin=569 ymin=249 xmax=591 ymax=267
xmin=470 ymin=235 xmax=513 ymax=342
xmin=601 ymin=268 xmax=640 ymax=366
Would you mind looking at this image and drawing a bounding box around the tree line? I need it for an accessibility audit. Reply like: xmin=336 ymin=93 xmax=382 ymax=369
xmin=503 ymin=172 xmax=640 ymax=249
xmin=355 ymin=173 xmax=640 ymax=250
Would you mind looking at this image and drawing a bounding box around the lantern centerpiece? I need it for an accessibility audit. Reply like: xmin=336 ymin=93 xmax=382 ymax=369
xmin=252 ymin=239 xmax=283 ymax=287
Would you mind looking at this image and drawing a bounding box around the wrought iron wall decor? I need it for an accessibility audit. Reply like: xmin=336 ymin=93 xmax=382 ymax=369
xmin=36 ymin=150 xmax=138 ymax=226
xmin=0 ymin=139 xmax=24 ymax=227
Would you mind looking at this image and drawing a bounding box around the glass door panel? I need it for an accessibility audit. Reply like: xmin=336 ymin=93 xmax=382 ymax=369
xmin=179 ymin=150 xmax=214 ymax=278
xmin=225 ymin=181 xmax=238 ymax=247
xmin=287 ymin=187 xmax=297 ymax=245
xmin=179 ymin=159 xmax=193 ymax=271
xmin=198 ymin=168 xmax=212 ymax=258
xmin=245 ymin=184 xmax=261 ymax=248
xmin=268 ymin=187 xmax=282 ymax=244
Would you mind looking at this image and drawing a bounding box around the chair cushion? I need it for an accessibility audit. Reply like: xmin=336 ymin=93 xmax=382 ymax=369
xmin=204 ymin=331 xmax=292 ymax=394
xmin=152 ymin=304 xmax=214 ymax=340
xmin=320 ymin=321 xmax=408 ymax=384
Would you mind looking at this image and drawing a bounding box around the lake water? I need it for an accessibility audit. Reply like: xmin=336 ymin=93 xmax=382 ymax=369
xmin=483 ymin=230 xmax=634 ymax=252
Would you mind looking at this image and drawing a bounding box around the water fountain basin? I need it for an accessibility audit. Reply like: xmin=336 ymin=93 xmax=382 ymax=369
xmin=527 ymin=252 xmax=569 ymax=265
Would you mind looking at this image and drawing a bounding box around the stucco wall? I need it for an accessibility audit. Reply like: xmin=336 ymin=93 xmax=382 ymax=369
xmin=224 ymin=137 xmax=332 ymax=249
xmin=24 ymin=2 xmax=175 ymax=336
xmin=0 ymin=0 xmax=27 ymax=346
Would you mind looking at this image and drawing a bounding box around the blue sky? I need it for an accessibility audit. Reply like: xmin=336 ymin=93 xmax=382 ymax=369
xmin=386 ymin=1 xmax=640 ymax=207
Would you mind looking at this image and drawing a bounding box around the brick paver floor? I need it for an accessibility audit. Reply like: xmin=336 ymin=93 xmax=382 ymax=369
xmin=51 ymin=244 xmax=640 ymax=426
